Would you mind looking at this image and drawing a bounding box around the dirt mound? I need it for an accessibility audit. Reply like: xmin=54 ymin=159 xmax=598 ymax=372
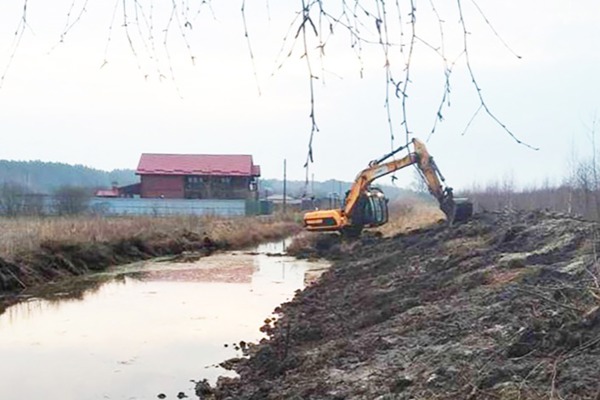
xmin=212 ymin=211 xmax=600 ymax=399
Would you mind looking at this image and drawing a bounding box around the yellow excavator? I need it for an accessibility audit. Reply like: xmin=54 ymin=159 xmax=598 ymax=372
xmin=303 ymin=138 xmax=473 ymax=236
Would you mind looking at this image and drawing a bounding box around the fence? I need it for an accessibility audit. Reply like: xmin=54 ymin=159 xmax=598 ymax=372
xmin=89 ymin=198 xmax=248 ymax=216
xmin=0 ymin=195 xmax=272 ymax=217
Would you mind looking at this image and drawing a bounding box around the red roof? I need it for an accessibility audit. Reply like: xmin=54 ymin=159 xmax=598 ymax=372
xmin=95 ymin=188 xmax=119 ymax=197
xmin=136 ymin=154 xmax=260 ymax=177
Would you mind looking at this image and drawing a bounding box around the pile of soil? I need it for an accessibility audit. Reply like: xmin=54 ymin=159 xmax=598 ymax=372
xmin=210 ymin=211 xmax=600 ymax=399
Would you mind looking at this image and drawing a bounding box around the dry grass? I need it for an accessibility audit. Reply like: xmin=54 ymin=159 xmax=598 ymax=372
xmin=286 ymin=199 xmax=445 ymax=255
xmin=0 ymin=214 xmax=301 ymax=261
xmin=377 ymin=198 xmax=446 ymax=237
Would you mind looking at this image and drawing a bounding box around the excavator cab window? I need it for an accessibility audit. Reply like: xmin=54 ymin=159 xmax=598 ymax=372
xmin=363 ymin=188 xmax=388 ymax=227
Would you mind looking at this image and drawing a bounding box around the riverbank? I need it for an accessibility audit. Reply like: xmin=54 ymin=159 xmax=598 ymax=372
xmin=0 ymin=215 xmax=302 ymax=311
xmin=209 ymin=210 xmax=600 ymax=399
xmin=0 ymin=239 xmax=326 ymax=400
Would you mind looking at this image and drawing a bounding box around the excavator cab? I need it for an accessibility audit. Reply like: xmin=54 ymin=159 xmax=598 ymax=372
xmin=340 ymin=187 xmax=389 ymax=237
xmin=359 ymin=187 xmax=389 ymax=227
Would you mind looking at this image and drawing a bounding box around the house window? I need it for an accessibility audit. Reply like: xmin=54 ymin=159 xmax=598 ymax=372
xmin=249 ymin=178 xmax=257 ymax=191
xmin=220 ymin=177 xmax=231 ymax=184
xmin=185 ymin=176 xmax=204 ymax=189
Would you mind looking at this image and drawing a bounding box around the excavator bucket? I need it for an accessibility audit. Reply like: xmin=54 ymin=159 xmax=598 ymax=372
xmin=453 ymin=198 xmax=474 ymax=223
xmin=440 ymin=194 xmax=473 ymax=225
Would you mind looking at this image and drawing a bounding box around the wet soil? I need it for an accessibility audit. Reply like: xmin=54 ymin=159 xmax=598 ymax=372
xmin=209 ymin=211 xmax=600 ymax=399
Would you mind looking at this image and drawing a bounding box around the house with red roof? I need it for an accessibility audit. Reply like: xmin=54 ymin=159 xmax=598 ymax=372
xmin=135 ymin=154 xmax=261 ymax=200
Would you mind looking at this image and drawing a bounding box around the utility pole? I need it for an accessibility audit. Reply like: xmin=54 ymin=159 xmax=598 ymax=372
xmin=283 ymin=159 xmax=287 ymax=214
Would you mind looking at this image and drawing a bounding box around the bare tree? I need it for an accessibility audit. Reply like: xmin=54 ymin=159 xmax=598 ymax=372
xmin=53 ymin=186 xmax=90 ymax=216
xmin=0 ymin=182 xmax=28 ymax=216
xmin=22 ymin=193 xmax=46 ymax=216
xmin=500 ymin=172 xmax=515 ymax=210
xmin=586 ymin=115 xmax=600 ymax=220
xmin=410 ymin=169 xmax=429 ymax=194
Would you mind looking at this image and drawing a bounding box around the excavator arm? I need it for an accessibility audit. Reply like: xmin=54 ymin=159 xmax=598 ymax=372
xmin=303 ymin=138 xmax=472 ymax=235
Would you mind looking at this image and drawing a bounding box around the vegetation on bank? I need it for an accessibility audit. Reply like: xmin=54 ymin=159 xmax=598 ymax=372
xmin=0 ymin=214 xmax=302 ymax=300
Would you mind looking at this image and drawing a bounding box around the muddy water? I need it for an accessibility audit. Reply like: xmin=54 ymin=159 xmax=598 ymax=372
xmin=0 ymin=241 xmax=328 ymax=400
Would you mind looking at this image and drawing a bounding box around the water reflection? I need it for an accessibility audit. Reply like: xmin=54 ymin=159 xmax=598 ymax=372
xmin=0 ymin=241 xmax=328 ymax=400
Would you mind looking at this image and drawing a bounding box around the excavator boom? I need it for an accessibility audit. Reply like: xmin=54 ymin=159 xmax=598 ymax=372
xmin=303 ymin=138 xmax=473 ymax=235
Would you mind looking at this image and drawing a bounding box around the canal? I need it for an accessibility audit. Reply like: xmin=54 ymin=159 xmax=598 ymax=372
xmin=0 ymin=241 xmax=328 ymax=400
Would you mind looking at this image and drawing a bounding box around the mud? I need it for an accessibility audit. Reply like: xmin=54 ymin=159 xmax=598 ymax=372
xmin=209 ymin=211 xmax=600 ymax=399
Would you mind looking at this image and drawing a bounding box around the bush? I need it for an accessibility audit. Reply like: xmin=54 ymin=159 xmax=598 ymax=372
xmin=53 ymin=186 xmax=91 ymax=215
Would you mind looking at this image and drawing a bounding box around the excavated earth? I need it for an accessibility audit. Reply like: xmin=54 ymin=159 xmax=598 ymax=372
xmin=209 ymin=211 xmax=600 ymax=399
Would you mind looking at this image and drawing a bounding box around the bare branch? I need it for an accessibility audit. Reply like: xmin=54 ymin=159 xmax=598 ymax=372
xmin=0 ymin=0 xmax=30 ymax=89
xmin=3 ymin=0 xmax=538 ymax=173
xmin=59 ymin=0 xmax=90 ymax=43
xmin=468 ymin=0 xmax=521 ymax=60
xmin=456 ymin=0 xmax=538 ymax=150
xmin=241 ymin=0 xmax=262 ymax=96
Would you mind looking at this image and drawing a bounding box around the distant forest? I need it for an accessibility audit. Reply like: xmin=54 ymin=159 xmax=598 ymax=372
xmin=0 ymin=160 xmax=137 ymax=193
xmin=259 ymin=178 xmax=411 ymax=200
xmin=0 ymin=160 xmax=412 ymax=199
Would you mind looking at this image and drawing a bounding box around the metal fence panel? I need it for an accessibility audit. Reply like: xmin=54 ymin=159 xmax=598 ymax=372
xmin=89 ymin=198 xmax=247 ymax=216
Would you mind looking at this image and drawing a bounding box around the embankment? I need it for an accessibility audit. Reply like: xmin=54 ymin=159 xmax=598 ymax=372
xmin=210 ymin=210 xmax=600 ymax=399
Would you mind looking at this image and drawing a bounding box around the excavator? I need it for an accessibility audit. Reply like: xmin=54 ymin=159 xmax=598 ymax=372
xmin=302 ymin=138 xmax=473 ymax=236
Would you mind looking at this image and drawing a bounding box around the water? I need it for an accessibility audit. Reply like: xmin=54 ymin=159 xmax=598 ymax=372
xmin=0 ymin=241 xmax=328 ymax=400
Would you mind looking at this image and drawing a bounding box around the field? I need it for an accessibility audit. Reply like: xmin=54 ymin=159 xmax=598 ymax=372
xmin=0 ymin=214 xmax=302 ymax=259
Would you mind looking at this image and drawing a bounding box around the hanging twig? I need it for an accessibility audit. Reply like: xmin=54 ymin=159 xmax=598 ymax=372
xmin=241 ymin=0 xmax=262 ymax=96
xmin=456 ymin=0 xmax=538 ymax=150
xmin=0 ymin=0 xmax=30 ymax=89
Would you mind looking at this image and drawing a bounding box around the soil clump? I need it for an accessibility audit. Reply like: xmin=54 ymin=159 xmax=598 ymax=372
xmin=210 ymin=210 xmax=600 ymax=399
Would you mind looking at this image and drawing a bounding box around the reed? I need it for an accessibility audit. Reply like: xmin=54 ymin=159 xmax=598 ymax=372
xmin=376 ymin=199 xmax=445 ymax=236
xmin=0 ymin=214 xmax=301 ymax=261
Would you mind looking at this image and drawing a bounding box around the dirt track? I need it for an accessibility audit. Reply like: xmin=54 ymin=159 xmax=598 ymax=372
xmin=209 ymin=211 xmax=600 ymax=399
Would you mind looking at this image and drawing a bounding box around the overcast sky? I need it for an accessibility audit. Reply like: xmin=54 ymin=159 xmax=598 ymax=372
xmin=1 ymin=1 xmax=599 ymax=190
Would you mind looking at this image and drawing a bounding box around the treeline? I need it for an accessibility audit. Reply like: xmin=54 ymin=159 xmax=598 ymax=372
xmin=461 ymin=158 xmax=600 ymax=221
xmin=0 ymin=183 xmax=91 ymax=216
xmin=0 ymin=160 xmax=137 ymax=193
xmin=0 ymin=160 xmax=414 ymax=199
xmin=259 ymin=178 xmax=412 ymax=200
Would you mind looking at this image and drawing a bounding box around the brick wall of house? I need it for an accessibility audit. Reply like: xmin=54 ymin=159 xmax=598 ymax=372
xmin=140 ymin=175 xmax=185 ymax=198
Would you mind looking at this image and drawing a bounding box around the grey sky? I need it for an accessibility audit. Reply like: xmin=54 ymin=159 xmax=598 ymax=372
xmin=1 ymin=1 xmax=599 ymax=190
